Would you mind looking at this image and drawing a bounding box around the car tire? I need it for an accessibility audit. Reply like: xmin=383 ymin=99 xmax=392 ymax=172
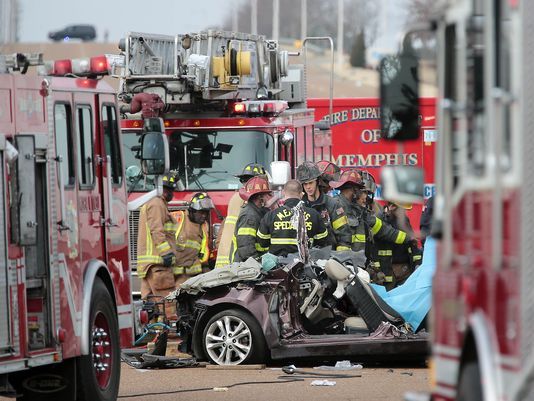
xmin=76 ymin=278 xmax=120 ymax=401
xmin=457 ymin=360 xmax=482 ymax=401
xmin=202 ymin=308 xmax=266 ymax=365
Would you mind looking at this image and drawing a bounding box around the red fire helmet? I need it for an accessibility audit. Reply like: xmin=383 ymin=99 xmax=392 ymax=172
xmin=239 ymin=176 xmax=272 ymax=201
xmin=329 ymin=169 xmax=364 ymax=189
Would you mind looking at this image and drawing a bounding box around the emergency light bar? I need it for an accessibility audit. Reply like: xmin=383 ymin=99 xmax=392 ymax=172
xmin=38 ymin=55 xmax=111 ymax=78
xmin=231 ymin=100 xmax=288 ymax=117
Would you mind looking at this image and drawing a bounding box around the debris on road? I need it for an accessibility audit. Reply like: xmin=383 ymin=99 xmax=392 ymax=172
xmin=206 ymin=364 xmax=266 ymax=370
xmin=311 ymin=380 xmax=337 ymax=386
xmin=314 ymin=360 xmax=363 ymax=371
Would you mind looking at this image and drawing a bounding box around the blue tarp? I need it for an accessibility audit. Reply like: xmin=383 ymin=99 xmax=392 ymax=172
xmin=370 ymin=237 xmax=437 ymax=331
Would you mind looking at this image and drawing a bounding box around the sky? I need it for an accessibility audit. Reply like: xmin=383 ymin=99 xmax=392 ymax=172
xmin=17 ymin=0 xmax=229 ymax=42
xmin=16 ymin=0 xmax=407 ymax=48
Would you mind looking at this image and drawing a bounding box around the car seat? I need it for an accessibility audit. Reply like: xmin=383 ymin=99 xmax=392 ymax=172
xmin=325 ymin=259 xmax=404 ymax=332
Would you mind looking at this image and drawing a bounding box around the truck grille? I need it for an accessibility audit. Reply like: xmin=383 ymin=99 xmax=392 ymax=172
xmin=128 ymin=209 xmax=140 ymax=273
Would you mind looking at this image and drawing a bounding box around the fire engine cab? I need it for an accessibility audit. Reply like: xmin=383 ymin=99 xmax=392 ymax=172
xmin=113 ymin=31 xmax=331 ymax=293
xmin=0 ymin=53 xmax=159 ymax=401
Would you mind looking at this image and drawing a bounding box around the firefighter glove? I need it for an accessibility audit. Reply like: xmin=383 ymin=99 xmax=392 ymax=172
xmin=161 ymin=252 xmax=175 ymax=267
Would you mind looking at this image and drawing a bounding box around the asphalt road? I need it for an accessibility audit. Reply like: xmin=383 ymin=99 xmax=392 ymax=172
xmin=118 ymin=362 xmax=430 ymax=401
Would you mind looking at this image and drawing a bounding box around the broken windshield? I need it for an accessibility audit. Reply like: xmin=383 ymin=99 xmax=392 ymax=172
xmin=123 ymin=129 xmax=274 ymax=191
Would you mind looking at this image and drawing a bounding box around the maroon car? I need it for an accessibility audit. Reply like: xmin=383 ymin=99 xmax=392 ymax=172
xmin=173 ymin=256 xmax=428 ymax=366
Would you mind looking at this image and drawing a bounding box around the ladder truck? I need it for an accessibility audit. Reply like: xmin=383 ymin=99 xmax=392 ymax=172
xmin=113 ymin=30 xmax=332 ymax=294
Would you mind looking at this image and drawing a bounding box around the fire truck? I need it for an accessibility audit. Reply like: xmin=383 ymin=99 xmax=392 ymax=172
xmin=0 ymin=53 xmax=158 ymax=400
xmin=380 ymin=0 xmax=534 ymax=400
xmin=308 ymin=97 xmax=437 ymax=230
xmin=114 ymin=31 xmax=331 ymax=294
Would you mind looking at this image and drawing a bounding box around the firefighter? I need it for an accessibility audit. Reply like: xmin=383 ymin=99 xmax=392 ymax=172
xmin=137 ymin=175 xmax=179 ymax=301
xmin=257 ymin=179 xmax=329 ymax=257
xmin=330 ymin=170 xmax=414 ymax=284
xmin=215 ymin=163 xmax=267 ymax=267
xmin=316 ymin=160 xmax=341 ymax=194
xmin=358 ymin=169 xmax=382 ymax=215
xmin=373 ymin=202 xmax=422 ymax=290
xmin=420 ymin=195 xmax=434 ymax=246
xmin=172 ymin=192 xmax=215 ymax=284
xmin=296 ymin=161 xmax=352 ymax=250
xmin=229 ymin=176 xmax=272 ymax=262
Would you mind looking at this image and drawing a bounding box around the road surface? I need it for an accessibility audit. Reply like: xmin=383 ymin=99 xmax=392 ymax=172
xmin=117 ymin=362 xmax=429 ymax=401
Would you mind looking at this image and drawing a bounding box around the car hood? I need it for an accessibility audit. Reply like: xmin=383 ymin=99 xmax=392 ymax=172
xmin=179 ymin=257 xmax=263 ymax=295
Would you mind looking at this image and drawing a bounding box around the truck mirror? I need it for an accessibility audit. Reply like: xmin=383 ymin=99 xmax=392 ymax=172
xmin=280 ymin=129 xmax=294 ymax=146
xmin=380 ymin=165 xmax=424 ymax=205
xmin=140 ymin=132 xmax=169 ymax=175
xmin=270 ymin=161 xmax=291 ymax=186
xmin=315 ymin=120 xmax=330 ymax=131
xmin=143 ymin=117 xmax=165 ymax=133
xmin=379 ymin=51 xmax=420 ymax=141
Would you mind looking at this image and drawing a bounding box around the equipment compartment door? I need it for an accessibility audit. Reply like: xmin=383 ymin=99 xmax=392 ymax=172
xmin=0 ymin=140 xmax=12 ymax=355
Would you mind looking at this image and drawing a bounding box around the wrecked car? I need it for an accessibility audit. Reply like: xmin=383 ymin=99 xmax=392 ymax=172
xmin=169 ymin=252 xmax=429 ymax=366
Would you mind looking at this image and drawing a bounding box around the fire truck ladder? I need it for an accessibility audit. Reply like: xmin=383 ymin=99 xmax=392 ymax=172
xmin=115 ymin=30 xmax=305 ymax=111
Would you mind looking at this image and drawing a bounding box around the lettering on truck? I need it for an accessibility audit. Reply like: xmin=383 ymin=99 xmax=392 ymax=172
xmin=308 ymin=98 xmax=437 ymax=231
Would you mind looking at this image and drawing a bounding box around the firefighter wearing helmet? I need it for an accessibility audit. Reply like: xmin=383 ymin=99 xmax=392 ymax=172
xmin=137 ymin=174 xmax=180 ymax=301
xmin=371 ymin=201 xmax=422 ymax=290
xmin=171 ymin=192 xmax=215 ymax=283
xmin=257 ymin=179 xmax=329 ymax=257
xmin=316 ymin=160 xmax=341 ymax=193
xmin=330 ymin=169 xmax=416 ymax=286
xmin=215 ymin=163 xmax=267 ymax=267
xmin=228 ymin=176 xmax=272 ymax=262
xmin=358 ymin=170 xmax=382 ymax=215
xmin=296 ymin=161 xmax=352 ymax=250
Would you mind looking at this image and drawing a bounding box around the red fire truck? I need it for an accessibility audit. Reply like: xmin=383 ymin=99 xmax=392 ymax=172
xmin=380 ymin=0 xmax=534 ymax=400
xmin=115 ymin=31 xmax=331 ymax=294
xmin=308 ymin=97 xmax=437 ymax=230
xmin=0 ymin=53 xmax=157 ymax=401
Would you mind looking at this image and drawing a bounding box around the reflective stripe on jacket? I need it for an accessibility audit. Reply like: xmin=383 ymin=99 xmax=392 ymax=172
xmin=303 ymin=193 xmax=352 ymax=250
xmin=229 ymin=202 xmax=268 ymax=263
xmin=136 ymin=196 xmax=178 ymax=278
xmin=215 ymin=192 xmax=244 ymax=267
xmin=257 ymin=198 xmax=329 ymax=257
xmin=338 ymin=195 xmax=409 ymax=252
xmin=172 ymin=210 xmax=209 ymax=275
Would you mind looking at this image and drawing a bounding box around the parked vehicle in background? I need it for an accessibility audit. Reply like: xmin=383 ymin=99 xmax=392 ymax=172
xmin=380 ymin=0 xmax=534 ymax=400
xmin=308 ymin=97 xmax=436 ymax=230
xmin=0 ymin=52 xmax=158 ymax=401
xmin=114 ymin=31 xmax=332 ymax=296
xmin=48 ymin=24 xmax=96 ymax=42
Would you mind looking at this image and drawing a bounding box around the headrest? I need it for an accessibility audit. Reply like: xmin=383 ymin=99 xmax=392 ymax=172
xmin=325 ymin=259 xmax=351 ymax=281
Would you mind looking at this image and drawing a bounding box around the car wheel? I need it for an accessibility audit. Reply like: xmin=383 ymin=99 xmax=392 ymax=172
xmin=202 ymin=309 xmax=266 ymax=365
xmin=76 ymin=278 xmax=120 ymax=401
xmin=457 ymin=360 xmax=482 ymax=401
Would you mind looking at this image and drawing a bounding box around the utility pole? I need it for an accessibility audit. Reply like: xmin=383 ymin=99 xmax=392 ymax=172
xmin=232 ymin=0 xmax=239 ymax=32
xmin=381 ymin=0 xmax=387 ymax=49
xmin=1 ymin=0 xmax=18 ymax=43
xmin=272 ymin=0 xmax=279 ymax=41
xmin=300 ymin=0 xmax=307 ymax=40
xmin=336 ymin=0 xmax=344 ymax=67
xmin=251 ymin=0 xmax=258 ymax=35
